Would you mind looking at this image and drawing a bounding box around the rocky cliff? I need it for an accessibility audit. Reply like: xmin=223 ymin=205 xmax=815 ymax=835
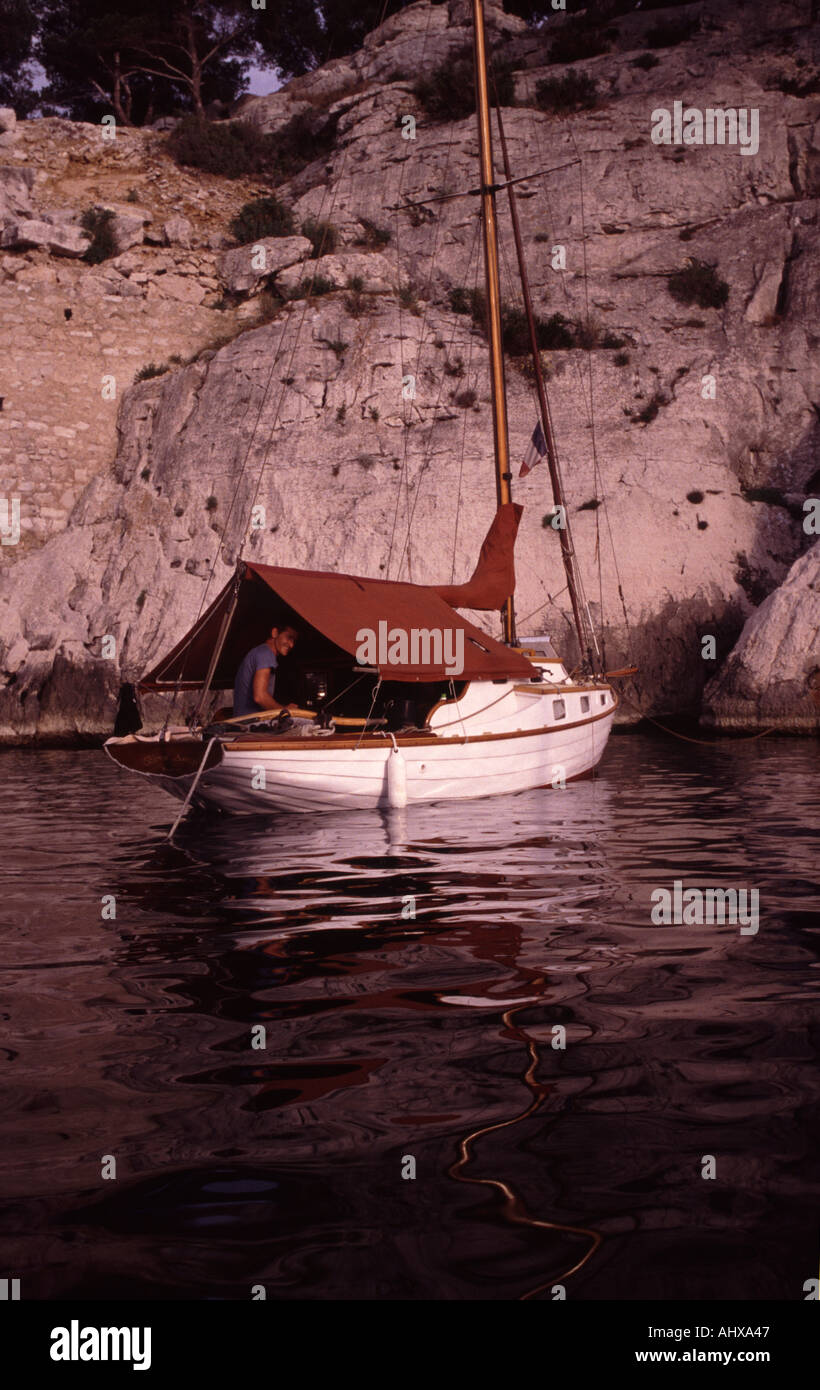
xmin=1 ymin=0 xmax=819 ymax=741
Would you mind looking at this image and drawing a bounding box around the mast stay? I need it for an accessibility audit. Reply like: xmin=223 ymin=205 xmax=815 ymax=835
xmin=493 ymin=101 xmax=597 ymax=670
xmin=471 ymin=0 xmax=516 ymax=647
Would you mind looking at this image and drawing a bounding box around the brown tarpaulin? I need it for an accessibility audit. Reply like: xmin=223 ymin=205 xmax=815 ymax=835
xmin=140 ymin=506 xmax=535 ymax=688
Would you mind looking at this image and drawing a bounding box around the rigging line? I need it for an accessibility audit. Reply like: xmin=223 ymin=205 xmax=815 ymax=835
xmin=494 ymin=175 xmax=595 ymax=655
xmin=519 ymin=96 xmax=609 ymax=657
xmin=204 ymin=151 xmax=350 ymax=595
xmin=393 ymin=213 xmax=483 ymax=582
xmin=429 ymin=685 xmax=514 ymax=732
xmin=354 ymin=677 xmax=383 ymax=750
xmin=618 ymin=695 xmax=777 ymax=744
xmin=241 ymin=158 xmax=354 ymax=552
xmin=450 ymin=219 xmax=483 ymax=583
xmin=321 ymin=672 xmax=367 ymax=711
xmin=385 ymin=159 xmax=583 ymax=212
xmin=447 ymin=678 xmax=469 ymax=739
xmin=176 ymin=130 xmax=357 ymax=729
xmin=162 ymin=306 xmax=298 ymax=727
xmin=514 ymin=584 xmax=569 ymax=630
xmin=385 ymin=1 xmax=459 ymax=580
xmin=178 ymin=131 xmax=351 ymax=641
xmin=570 ymin=141 xmax=606 ymax=646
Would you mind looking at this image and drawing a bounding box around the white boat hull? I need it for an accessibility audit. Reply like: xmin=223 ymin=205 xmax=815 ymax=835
xmin=106 ymin=678 xmax=617 ymax=815
xmin=194 ymin=714 xmax=614 ymax=813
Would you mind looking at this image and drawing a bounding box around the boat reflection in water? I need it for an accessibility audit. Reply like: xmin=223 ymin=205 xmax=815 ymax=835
xmin=3 ymin=737 xmax=817 ymax=1300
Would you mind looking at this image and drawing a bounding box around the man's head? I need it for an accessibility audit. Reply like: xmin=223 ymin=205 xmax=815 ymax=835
xmin=267 ymin=625 xmax=299 ymax=657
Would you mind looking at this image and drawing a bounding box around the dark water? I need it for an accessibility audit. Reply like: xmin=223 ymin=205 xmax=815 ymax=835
xmin=1 ymin=733 xmax=818 ymax=1301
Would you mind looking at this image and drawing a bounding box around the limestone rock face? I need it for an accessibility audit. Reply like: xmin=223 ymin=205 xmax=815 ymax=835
xmin=1 ymin=0 xmax=820 ymax=740
xmin=97 ymin=202 xmax=153 ymax=253
xmin=163 ymin=214 xmax=193 ymax=247
xmin=0 ymin=108 xmax=19 ymax=151
xmin=0 ymin=165 xmax=35 ymax=220
xmin=0 ymin=217 xmax=90 ymax=257
xmin=218 ymin=234 xmax=313 ymax=293
xmin=276 ymin=250 xmax=403 ymax=296
xmin=702 ymin=544 xmax=820 ymax=731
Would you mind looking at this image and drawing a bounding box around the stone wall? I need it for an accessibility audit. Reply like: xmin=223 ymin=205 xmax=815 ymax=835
xmin=0 ymin=119 xmax=264 ymax=554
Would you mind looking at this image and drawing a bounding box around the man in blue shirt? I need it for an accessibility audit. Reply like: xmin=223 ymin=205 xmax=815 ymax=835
xmin=233 ymin=625 xmax=300 ymax=718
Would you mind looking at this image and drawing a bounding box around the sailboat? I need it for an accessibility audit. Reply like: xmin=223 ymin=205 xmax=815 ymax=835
xmin=104 ymin=0 xmax=624 ymax=818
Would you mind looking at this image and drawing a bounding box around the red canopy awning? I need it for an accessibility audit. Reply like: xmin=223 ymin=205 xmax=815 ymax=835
xmin=140 ymin=507 xmax=535 ymax=689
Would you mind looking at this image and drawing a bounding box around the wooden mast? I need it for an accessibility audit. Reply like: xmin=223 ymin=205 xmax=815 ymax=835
xmin=472 ymin=0 xmax=516 ymax=646
xmin=493 ymin=104 xmax=593 ymax=665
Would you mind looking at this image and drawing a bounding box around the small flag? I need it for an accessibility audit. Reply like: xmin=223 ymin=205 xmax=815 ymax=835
xmin=520 ymin=420 xmax=547 ymax=478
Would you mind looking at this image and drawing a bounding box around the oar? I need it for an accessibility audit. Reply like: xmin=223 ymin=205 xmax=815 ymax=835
xmin=218 ymin=707 xmax=317 ymax=725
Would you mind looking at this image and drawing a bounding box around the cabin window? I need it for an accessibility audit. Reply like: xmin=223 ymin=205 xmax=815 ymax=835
xmin=552 ymin=699 xmax=566 ymax=720
xmin=600 ymin=693 xmax=606 ymax=705
xmin=580 ymin=695 xmax=590 ymax=713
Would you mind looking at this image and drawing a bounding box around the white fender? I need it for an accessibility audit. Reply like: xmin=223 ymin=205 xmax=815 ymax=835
xmin=386 ymin=742 xmax=407 ymax=808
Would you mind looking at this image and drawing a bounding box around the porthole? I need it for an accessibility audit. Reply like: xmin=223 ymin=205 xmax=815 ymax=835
xmin=600 ymin=693 xmax=606 ymax=705
xmin=581 ymin=695 xmax=590 ymax=713
xmin=553 ymin=699 xmax=566 ymax=720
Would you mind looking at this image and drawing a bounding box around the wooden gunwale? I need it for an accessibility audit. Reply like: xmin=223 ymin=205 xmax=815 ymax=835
xmin=512 ymin=683 xmax=611 ymax=695
xmin=228 ymin=694 xmax=617 ymax=752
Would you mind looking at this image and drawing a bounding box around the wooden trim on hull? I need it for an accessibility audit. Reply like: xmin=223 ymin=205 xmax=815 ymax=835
xmin=104 ymin=737 xmax=223 ymax=778
xmin=230 ymin=695 xmax=617 ymax=752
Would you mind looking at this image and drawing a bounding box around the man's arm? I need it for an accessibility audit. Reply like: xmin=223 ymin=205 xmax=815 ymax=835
xmin=251 ymin=667 xmax=296 ymax=714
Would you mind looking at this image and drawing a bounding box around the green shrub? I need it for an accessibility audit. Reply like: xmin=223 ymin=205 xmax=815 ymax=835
xmin=645 ymin=17 xmax=698 ymax=49
xmin=536 ymin=72 xmax=598 ymax=114
xmin=230 ymin=195 xmax=294 ymax=243
xmin=356 ymin=218 xmax=391 ymax=250
xmin=256 ymin=286 xmax=286 ymax=321
xmin=168 ymin=116 xmax=277 ymax=177
xmin=134 ymin=361 xmax=169 ymax=382
xmin=667 ymin=259 xmax=729 ymax=309
xmin=454 ymin=388 xmax=477 ymax=407
xmin=449 ymin=287 xmax=577 ymax=352
xmin=549 ymin=21 xmax=616 ymax=64
xmin=532 ymin=311 xmax=575 ymax=350
xmin=398 ymin=284 xmax=420 ymax=314
xmin=344 ymin=281 xmax=369 ymax=316
xmin=271 ymin=109 xmax=340 ymax=179
xmin=81 ymin=207 xmax=118 ymax=264
xmin=614 ymin=351 xmax=630 ymax=366
xmin=288 ymin=274 xmax=335 ymax=300
xmin=415 ymin=47 xmax=515 ymax=123
xmin=301 ymin=217 xmax=338 ymax=257
xmin=765 ymin=69 xmax=820 ymax=97
xmin=501 ymin=305 xmax=535 ymax=354
xmin=634 ymin=390 xmax=669 ymax=425
xmin=449 ymin=285 xmax=486 ymax=319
